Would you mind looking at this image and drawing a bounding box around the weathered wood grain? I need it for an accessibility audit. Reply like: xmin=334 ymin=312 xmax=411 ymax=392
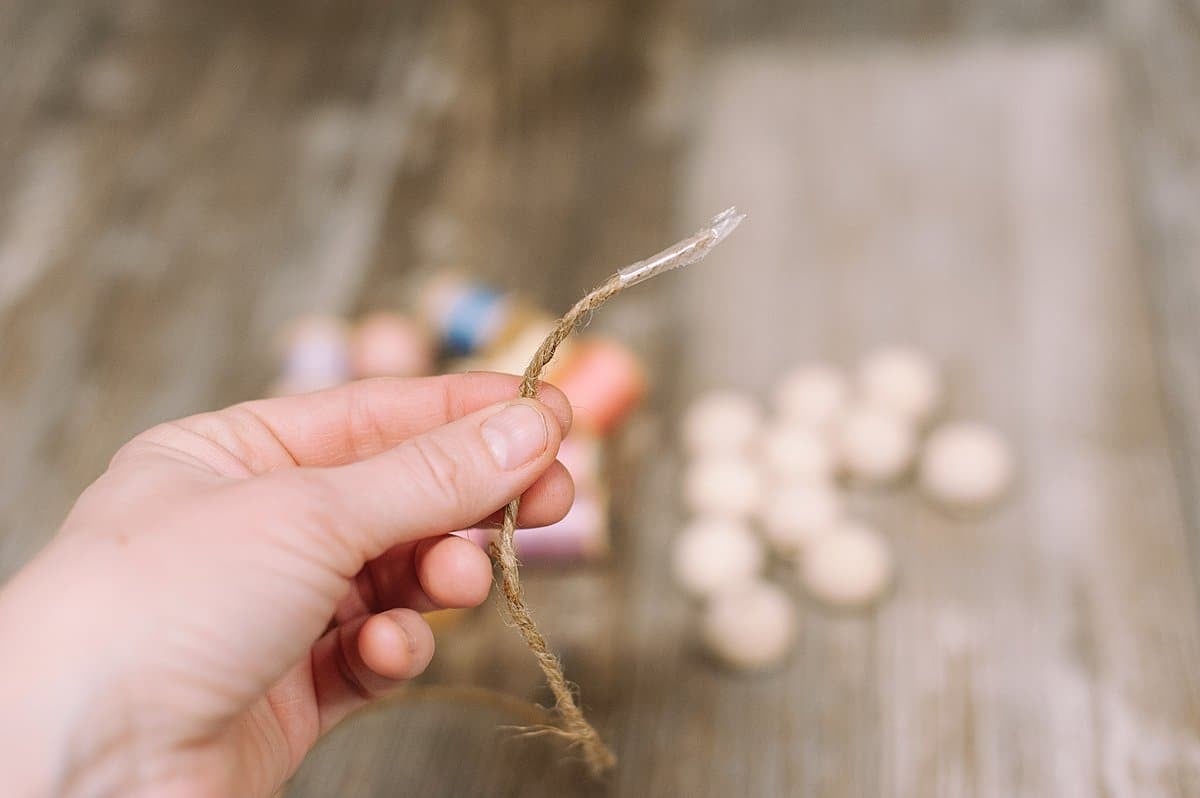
xmin=2 ymin=2 xmax=1199 ymax=797
xmin=288 ymin=40 xmax=1200 ymax=798
xmin=0 ymin=0 xmax=448 ymax=577
xmin=1106 ymin=0 xmax=1200 ymax=608
xmin=674 ymin=42 xmax=1200 ymax=797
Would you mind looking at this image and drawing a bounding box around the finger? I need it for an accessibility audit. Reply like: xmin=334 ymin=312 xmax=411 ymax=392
xmin=279 ymin=398 xmax=564 ymax=571
xmin=477 ymin=459 xmax=574 ymax=529
xmin=124 ymin=373 xmax=572 ymax=475
xmin=336 ymin=535 xmax=492 ymax=621
xmin=332 ymin=459 xmax=573 ymax=624
xmin=414 ymin=536 xmax=492 ymax=609
xmin=331 ymin=462 xmax=572 ymax=624
xmin=311 ymin=609 xmax=434 ymax=733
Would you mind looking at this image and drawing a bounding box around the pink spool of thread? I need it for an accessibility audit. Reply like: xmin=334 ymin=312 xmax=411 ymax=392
xmin=459 ymin=493 xmax=608 ymax=564
xmin=458 ymin=429 xmax=610 ymax=564
xmin=551 ymin=338 xmax=646 ymax=436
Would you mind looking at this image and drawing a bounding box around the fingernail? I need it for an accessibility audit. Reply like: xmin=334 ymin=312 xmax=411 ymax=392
xmin=482 ymin=403 xmax=549 ymax=470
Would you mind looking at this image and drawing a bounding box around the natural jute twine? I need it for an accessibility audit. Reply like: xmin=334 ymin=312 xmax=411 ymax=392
xmin=486 ymin=208 xmax=744 ymax=776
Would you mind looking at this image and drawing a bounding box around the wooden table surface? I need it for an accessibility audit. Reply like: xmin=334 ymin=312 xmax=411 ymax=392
xmin=3 ymin=2 xmax=1200 ymax=796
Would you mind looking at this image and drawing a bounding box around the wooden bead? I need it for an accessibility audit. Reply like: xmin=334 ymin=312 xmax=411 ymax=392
xmin=760 ymin=483 xmax=844 ymax=556
xmin=837 ymin=404 xmax=916 ymax=484
xmin=773 ymin=363 xmax=848 ymax=430
xmin=682 ymin=456 xmax=762 ymax=518
xmin=800 ymin=522 xmax=894 ymax=609
xmin=681 ymin=391 xmax=762 ymax=455
xmin=858 ymin=346 xmax=942 ymax=423
xmin=760 ymin=422 xmax=837 ymax=482
xmin=700 ymin=580 xmax=795 ymax=671
xmin=672 ymin=518 xmax=764 ymax=598
xmin=920 ymin=421 xmax=1014 ymax=509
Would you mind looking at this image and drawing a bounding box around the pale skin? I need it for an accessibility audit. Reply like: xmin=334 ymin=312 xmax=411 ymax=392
xmin=0 ymin=372 xmax=575 ymax=798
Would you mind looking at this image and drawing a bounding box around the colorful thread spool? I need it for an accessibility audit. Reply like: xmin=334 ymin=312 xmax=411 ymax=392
xmin=470 ymin=314 xmax=576 ymax=382
xmin=550 ymin=338 xmax=646 ymax=436
xmin=420 ymin=274 xmax=515 ymax=357
xmin=458 ymin=428 xmax=610 ymax=564
xmin=272 ymin=315 xmax=352 ymax=395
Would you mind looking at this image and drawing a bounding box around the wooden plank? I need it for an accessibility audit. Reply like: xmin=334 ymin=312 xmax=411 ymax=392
xmin=292 ymin=39 xmax=1200 ymax=798
xmin=1106 ymin=0 xmax=1200 ymax=605
xmin=672 ymin=41 xmax=1200 ymax=797
xmin=0 ymin=0 xmax=443 ymax=576
xmin=287 ymin=2 xmax=683 ymax=795
xmin=694 ymin=0 xmax=1100 ymax=42
xmin=4 ymin=1 xmax=1199 ymax=795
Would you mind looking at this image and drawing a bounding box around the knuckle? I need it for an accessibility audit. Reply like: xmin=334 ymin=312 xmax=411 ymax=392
xmin=286 ymin=470 xmax=344 ymax=527
xmin=403 ymin=434 xmax=467 ymax=510
xmin=271 ymin=471 xmax=363 ymax=575
xmin=343 ymin=380 xmax=390 ymax=460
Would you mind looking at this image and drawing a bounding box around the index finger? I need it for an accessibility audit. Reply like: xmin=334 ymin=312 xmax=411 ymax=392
xmin=180 ymin=372 xmax=573 ymax=471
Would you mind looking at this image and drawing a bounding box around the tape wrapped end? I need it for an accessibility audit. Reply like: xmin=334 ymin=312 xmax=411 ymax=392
xmin=617 ymin=206 xmax=745 ymax=287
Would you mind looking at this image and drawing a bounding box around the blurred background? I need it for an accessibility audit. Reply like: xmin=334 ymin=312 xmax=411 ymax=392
xmin=3 ymin=1 xmax=1200 ymax=796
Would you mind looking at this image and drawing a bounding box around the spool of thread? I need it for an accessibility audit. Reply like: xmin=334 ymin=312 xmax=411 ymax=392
xmin=556 ymin=428 xmax=604 ymax=492
xmin=470 ymin=314 xmax=576 ymax=382
xmin=550 ymin=338 xmax=646 ymax=436
xmin=459 ymin=494 xmax=608 ymax=564
xmin=524 ymin=427 xmax=610 ymax=562
xmin=425 ymin=607 xmax=470 ymax=633
xmin=419 ymin=274 xmax=515 ymax=356
xmin=515 ymin=494 xmax=609 ymax=562
xmin=272 ymin=315 xmax=352 ymax=395
xmin=349 ymin=312 xmax=435 ymax=379
xmin=458 ymin=428 xmax=610 ymax=564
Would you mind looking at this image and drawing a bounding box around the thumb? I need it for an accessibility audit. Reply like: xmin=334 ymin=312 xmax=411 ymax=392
xmin=270 ymin=398 xmax=564 ymax=568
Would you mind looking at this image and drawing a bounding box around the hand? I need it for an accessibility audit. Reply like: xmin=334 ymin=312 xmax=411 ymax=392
xmin=0 ymin=373 xmax=573 ymax=798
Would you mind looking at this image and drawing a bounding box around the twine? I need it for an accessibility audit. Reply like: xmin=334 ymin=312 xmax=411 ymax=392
xmin=486 ymin=208 xmax=742 ymax=776
xmin=488 ymin=274 xmax=622 ymax=776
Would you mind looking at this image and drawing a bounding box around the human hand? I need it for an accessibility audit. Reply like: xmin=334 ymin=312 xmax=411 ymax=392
xmin=0 ymin=373 xmax=573 ymax=798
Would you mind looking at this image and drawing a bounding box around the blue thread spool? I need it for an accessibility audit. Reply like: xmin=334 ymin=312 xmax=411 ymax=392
xmin=422 ymin=276 xmax=514 ymax=356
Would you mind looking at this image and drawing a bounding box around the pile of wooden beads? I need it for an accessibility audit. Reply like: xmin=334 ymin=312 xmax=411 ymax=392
xmin=675 ymin=346 xmax=1014 ymax=671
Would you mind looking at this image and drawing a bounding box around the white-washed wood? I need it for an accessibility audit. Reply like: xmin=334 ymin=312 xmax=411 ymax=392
xmin=674 ymin=42 xmax=1200 ymax=797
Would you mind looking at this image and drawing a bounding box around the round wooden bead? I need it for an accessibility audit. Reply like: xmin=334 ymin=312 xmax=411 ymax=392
xmin=681 ymin=391 xmax=762 ymax=455
xmin=858 ymin=346 xmax=942 ymax=423
xmin=700 ymin=580 xmax=795 ymax=671
xmin=761 ymin=483 xmax=844 ymax=556
xmin=682 ymin=456 xmax=762 ymax=518
xmin=672 ymin=518 xmax=764 ymax=598
xmin=350 ymin=312 xmax=434 ymax=378
xmin=800 ymin=522 xmax=894 ymax=609
xmin=837 ymin=404 xmax=916 ymax=484
xmin=920 ymin=421 xmax=1014 ymax=509
xmin=773 ymin=363 xmax=848 ymax=430
xmin=760 ymin=422 xmax=837 ymax=482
